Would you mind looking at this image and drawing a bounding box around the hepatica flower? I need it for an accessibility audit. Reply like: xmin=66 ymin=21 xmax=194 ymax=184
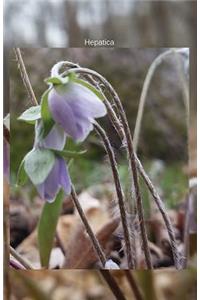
xmin=31 ymin=122 xmax=71 ymax=202
xmin=18 ymin=122 xmax=71 ymax=203
xmin=36 ymin=155 xmax=71 ymax=203
xmin=48 ymin=80 xmax=107 ymax=142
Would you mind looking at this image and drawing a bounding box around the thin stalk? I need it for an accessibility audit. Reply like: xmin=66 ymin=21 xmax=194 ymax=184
xmin=71 ymin=186 xmax=107 ymax=267
xmin=10 ymin=246 xmax=33 ymax=270
xmin=135 ymin=156 xmax=182 ymax=269
xmin=62 ymin=67 xmax=152 ymax=269
xmin=97 ymin=89 xmax=182 ymax=269
xmin=100 ymin=270 xmax=127 ymax=300
xmin=14 ymin=48 xmax=38 ymax=106
xmin=183 ymin=194 xmax=193 ymax=268
xmin=124 ymin=270 xmax=144 ymax=300
xmin=94 ymin=122 xmax=135 ymax=269
xmin=133 ymin=48 xmax=189 ymax=152
xmin=57 ymin=63 xmax=182 ymax=269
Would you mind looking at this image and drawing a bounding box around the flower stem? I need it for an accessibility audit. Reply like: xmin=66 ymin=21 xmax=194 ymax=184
xmin=100 ymin=270 xmax=127 ymax=300
xmin=70 ymin=186 xmax=107 ymax=267
xmin=10 ymin=246 xmax=33 ymax=270
xmin=133 ymin=48 xmax=189 ymax=152
xmin=67 ymin=68 xmax=152 ymax=269
xmin=14 ymin=48 xmax=38 ymax=106
xmin=59 ymin=63 xmax=181 ymax=269
xmin=134 ymin=156 xmax=182 ymax=269
xmin=94 ymin=123 xmax=135 ymax=269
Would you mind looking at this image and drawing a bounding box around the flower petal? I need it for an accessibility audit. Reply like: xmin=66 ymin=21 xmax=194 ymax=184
xmin=59 ymin=157 xmax=71 ymax=194
xmin=41 ymin=124 xmax=67 ymax=150
xmin=64 ymin=82 xmax=107 ymax=119
xmin=48 ymin=89 xmax=80 ymax=140
xmin=75 ymin=116 xmax=94 ymax=142
xmin=37 ymin=157 xmax=71 ymax=202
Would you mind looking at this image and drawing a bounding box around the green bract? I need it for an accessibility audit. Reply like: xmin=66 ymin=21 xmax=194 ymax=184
xmin=24 ymin=148 xmax=55 ymax=185
xmin=18 ymin=106 xmax=41 ymax=124
xmin=41 ymin=88 xmax=55 ymax=137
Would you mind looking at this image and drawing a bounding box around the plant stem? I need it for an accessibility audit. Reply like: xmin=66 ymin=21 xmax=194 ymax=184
xmin=14 ymin=48 xmax=38 ymax=106
xmin=59 ymin=63 xmax=181 ymax=269
xmin=100 ymin=270 xmax=127 ymax=300
xmin=63 ymin=67 xmax=152 ymax=269
xmin=135 ymin=156 xmax=182 ymax=269
xmin=124 ymin=270 xmax=144 ymax=300
xmin=70 ymin=186 xmax=107 ymax=267
xmin=133 ymin=48 xmax=189 ymax=152
xmin=10 ymin=246 xmax=33 ymax=270
xmin=100 ymin=92 xmax=182 ymax=269
xmin=94 ymin=122 xmax=135 ymax=269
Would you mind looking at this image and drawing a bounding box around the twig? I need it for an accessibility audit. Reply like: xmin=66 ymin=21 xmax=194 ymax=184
xmin=94 ymin=122 xmax=135 ymax=269
xmin=100 ymin=270 xmax=127 ymax=300
xmin=14 ymin=48 xmax=38 ymax=106
xmin=124 ymin=270 xmax=144 ymax=300
xmin=70 ymin=186 xmax=107 ymax=267
xmin=10 ymin=246 xmax=33 ymax=270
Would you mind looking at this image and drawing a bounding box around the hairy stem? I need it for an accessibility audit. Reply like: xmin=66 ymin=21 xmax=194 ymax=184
xmin=14 ymin=48 xmax=38 ymax=106
xmin=135 ymin=156 xmax=182 ymax=269
xmin=100 ymin=270 xmax=127 ymax=300
xmin=57 ymin=62 xmax=181 ymax=269
xmin=94 ymin=122 xmax=135 ymax=269
xmin=71 ymin=186 xmax=107 ymax=267
xmin=133 ymin=48 xmax=189 ymax=152
xmin=63 ymin=67 xmax=152 ymax=268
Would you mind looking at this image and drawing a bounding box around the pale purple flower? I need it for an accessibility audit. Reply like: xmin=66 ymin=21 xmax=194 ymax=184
xmin=35 ymin=122 xmax=66 ymax=151
xmin=33 ymin=122 xmax=71 ymax=202
xmin=48 ymin=82 xmax=107 ymax=142
xmin=36 ymin=156 xmax=71 ymax=203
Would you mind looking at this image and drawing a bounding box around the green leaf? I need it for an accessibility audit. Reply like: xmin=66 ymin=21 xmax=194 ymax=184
xmin=24 ymin=148 xmax=55 ymax=185
xmin=38 ymin=189 xmax=64 ymax=268
xmin=70 ymin=76 xmax=104 ymax=101
xmin=41 ymin=88 xmax=55 ymax=137
xmin=18 ymin=106 xmax=41 ymax=124
xmin=16 ymin=158 xmax=28 ymax=186
xmin=45 ymin=76 xmax=69 ymax=85
xmin=52 ymin=149 xmax=87 ymax=159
